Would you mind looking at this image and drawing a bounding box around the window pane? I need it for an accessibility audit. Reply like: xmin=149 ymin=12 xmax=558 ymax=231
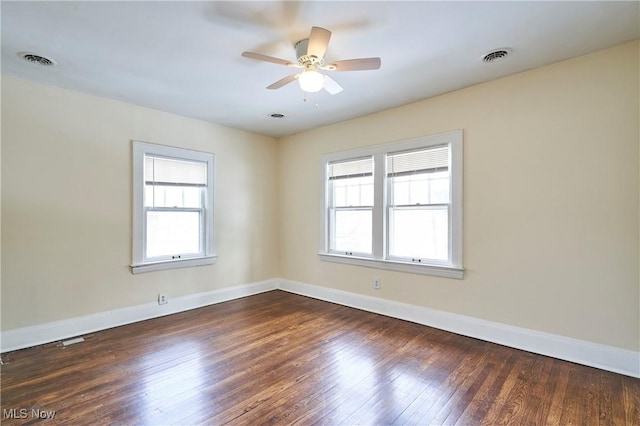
xmin=429 ymin=175 xmax=450 ymax=204
xmin=389 ymin=207 xmax=448 ymax=260
xmin=410 ymin=177 xmax=429 ymax=205
xmin=392 ymin=178 xmax=410 ymax=205
xmin=390 ymin=172 xmax=449 ymax=205
xmin=332 ymin=176 xmax=373 ymax=207
xmin=146 ymin=211 xmax=201 ymax=258
xmin=182 ymin=187 xmax=202 ymax=208
xmin=145 ymin=185 xmax=202 ymax=208
xmin=334 ymin=185 xmax=347 ymax=207
xmin=331 ymin=209 xmax=372 ymax=254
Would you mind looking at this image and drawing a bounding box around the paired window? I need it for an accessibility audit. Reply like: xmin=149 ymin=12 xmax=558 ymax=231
xmin=321 ymin=130 xmax=463 ymax=278
xmin=131 ymin=141 xmax=215 ymax=274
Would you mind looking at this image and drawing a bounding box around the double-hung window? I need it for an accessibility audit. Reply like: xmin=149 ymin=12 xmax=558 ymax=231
xmin=320 ymin=130 xmax=463 ymax=279
xmin=131 ymin=141 xmax=215 ymax=274
xmin=387 ymin=146 xmax=450 ymax=263
xmin=327 ymin=157 xmax=374 ymax=256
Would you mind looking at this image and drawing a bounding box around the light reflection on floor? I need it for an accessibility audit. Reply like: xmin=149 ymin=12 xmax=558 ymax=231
xmin=138 ymin=340 xmax=208 ymax=424
xmin=318 ymin=332 xmax=450 ymax=425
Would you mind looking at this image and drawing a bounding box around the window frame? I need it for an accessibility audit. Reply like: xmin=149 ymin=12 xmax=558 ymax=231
xmin=319 ymin=130 xmax=464 ymax=279
xmin=326 ymin=156 xmax=375 ymax=257
xmin=131 ymin=141 xmax=216 ymax=274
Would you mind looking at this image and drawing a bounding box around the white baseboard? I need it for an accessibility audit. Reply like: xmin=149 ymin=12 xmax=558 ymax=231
xmin=276 ymin=279 xmax=640 ymax=378
xmin=3 ymin=277 xmax=638 ymax=378
xmin=0 ymin=279 xmax=277 ymax=353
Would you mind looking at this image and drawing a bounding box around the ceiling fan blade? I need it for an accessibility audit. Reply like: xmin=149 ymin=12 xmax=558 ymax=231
xmin=323 ymin=75 xmax=343 ymax=95
xmin=307 ymin=26 xmax=331 ymax=58
xmin=267 ymin=73 xmax=300 ymax=90
xmin=242 ymin=51 xmax=294 ymax=66
xmin=327 ymin=58 xmax=381 ymax=71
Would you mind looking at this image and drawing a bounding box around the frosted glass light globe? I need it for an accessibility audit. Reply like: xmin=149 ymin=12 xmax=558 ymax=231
xmin=298 ymin=70 xmax=324 ymax=93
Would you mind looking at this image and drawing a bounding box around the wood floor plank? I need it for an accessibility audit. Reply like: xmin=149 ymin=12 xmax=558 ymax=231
xmin=623 ymin=376 xmax=640 ymax=425
xmin=543 ymin=359 xmax=572 ymax=425
xmin=429 ymin=354 xmax=494 ymax=425
xmin=493 ymin=352 xmax=545 ymax=425
xmin=392 ymin=336 xmax=481 ymax=424
xmin=451 ymin=346 xmax=515 ymax=425
xmin=1 ymin=290 xmax=638 ymax=425
xmin=522 ymin=355 xmax=559 ymax=425
xmin=410 ymin=345 xmax=492 ymax=425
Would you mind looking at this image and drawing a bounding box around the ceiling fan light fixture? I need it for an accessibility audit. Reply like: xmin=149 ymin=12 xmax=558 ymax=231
xmin=298 ymin=70 xmax=324 ymax=93
xmin=242 ymin=26 xmax=379 ymax=95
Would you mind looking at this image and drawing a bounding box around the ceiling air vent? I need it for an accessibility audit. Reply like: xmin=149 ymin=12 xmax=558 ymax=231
xmin=481 ymin=48 xmax=512 ymax=63
xmin=18 ymin=52 xmax=58 ymax=67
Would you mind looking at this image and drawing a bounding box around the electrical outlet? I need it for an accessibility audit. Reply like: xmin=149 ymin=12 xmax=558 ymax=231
xmin=158 ymin=293 xmax=168 ymax=305
xmin=373 ymin=277 xmax=381 ymax=290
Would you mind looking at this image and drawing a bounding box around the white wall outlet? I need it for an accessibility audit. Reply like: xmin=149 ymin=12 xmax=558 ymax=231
xmin=373 ymin=277 xmax=381 ymax=290
xmin=158 ymin=293 xmax=168 ymax=305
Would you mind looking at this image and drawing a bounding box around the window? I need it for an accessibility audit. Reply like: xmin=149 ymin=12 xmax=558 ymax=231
xmin=327 ymin=157 xmax=374 ymax=255
xmin=387 ymin=146 xmax=450 ymax=263
xmin=132 ymin=141 xmax=215 ymax=274
xmin=320 ymin=130 xmax=463 ymax=279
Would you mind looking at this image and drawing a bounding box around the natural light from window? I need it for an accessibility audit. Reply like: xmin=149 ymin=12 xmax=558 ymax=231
xmin=132 ymin=141 xmax=215 ymax=274
xmin=319 ymin=130 xmax=463 ymax=278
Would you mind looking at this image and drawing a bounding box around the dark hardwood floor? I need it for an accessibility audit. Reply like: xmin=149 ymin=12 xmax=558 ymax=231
xmin=1 ymin=290 xmax=639 ymax=425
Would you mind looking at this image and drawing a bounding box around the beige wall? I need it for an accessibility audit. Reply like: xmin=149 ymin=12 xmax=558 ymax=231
xmin=2 ymin=42 xmax=638 ymax=354
xmin=1 ymin=77 xmax=279 ymax=330
xmin=278 ymin=41 xmax=640 ymax=351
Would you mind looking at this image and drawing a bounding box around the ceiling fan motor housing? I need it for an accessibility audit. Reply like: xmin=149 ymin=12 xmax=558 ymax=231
xmin=295 ymin=39 xmax=324 ymax=68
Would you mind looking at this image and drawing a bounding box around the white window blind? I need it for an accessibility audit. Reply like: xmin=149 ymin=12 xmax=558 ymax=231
xmin=387 ymin=145 xmax=448 ymax=177
xmin=328 ymin=157 xmax=373 ymax=180
xmin=144 ymin=156 xmax=207 ymax=186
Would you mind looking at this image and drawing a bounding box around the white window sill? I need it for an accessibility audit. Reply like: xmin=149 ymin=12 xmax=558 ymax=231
xmin=318 ymin=253 xmax=464 ymax=279
xmin=131 ymin=256 xmax=217 ymax=274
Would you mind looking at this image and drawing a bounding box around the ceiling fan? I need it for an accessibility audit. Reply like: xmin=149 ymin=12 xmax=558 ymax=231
xmin=241 ymin=26 xmax=381 ymax=95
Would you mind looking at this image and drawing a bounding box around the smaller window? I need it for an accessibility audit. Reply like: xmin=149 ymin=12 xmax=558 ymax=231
xmin=132 ymin=141 xmax=215 ymax=274
xmin=327 ymin=157 xmax=374 ymax=256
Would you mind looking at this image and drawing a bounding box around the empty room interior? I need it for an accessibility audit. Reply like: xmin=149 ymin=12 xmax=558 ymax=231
xmin=1 ymin=1 xmax=639 ymax=425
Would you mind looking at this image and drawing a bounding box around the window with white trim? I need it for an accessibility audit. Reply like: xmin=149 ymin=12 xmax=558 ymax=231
xmin=327 ymin=157 xmax=374 ymax=256
xmin=387 ymin=146 xmax=450 ymax=263
xmin=320 ymin=130 xmax=463 ymax=279
xmin=131 ymin=141 xmax=215 ymax=274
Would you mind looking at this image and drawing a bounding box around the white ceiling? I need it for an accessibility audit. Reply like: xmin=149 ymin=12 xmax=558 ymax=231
xmin=2 ymin=1 xmax=638 ymax=138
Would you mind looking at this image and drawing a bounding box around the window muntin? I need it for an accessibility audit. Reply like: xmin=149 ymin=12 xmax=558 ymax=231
xmin=327 ymin=157 xmax=374 ymax=255
xmin=320 ymin=130 xmax=463 ymax=278
xmin=132 ymin=141 xmax=215 ymax=274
